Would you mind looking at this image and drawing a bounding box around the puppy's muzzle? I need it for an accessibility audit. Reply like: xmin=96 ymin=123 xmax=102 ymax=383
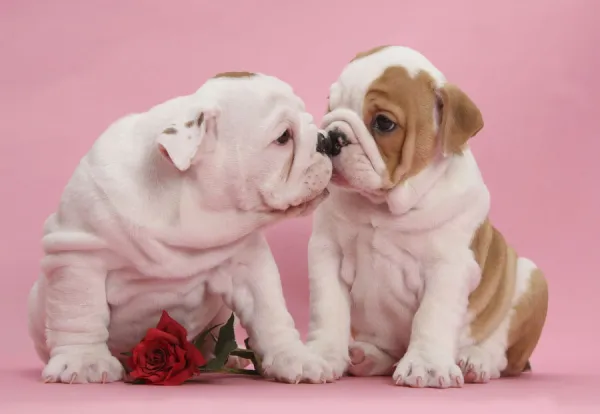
xmin=316 ymin=129 xmax=350 ymax=157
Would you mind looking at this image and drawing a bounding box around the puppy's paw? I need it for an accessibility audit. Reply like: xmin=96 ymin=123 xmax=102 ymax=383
xmin=392 ymin=348 xmax=463 ymax=389
xmin=43 ymin=345 xmax=123 ymax=384
xmin=306 ymin=340 xmax=349 ymax=381
xmin=261 ymin=344 xmax=333 ymax=384
xmin=457 ymin=346 xmax=500 ymax=384
xmin=348 ymin=341 xmax=395 ymax=377
xmin=225 ymin=355 xmax=252 ymax=370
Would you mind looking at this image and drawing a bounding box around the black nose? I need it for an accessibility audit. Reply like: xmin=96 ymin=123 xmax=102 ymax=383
xmin=327 ymin=128 xmax=349 ymax=157
xmin=316 ymin=129 xmax=350 ymax=157
xmin=316 ymin=132 xmax=332 ymax=155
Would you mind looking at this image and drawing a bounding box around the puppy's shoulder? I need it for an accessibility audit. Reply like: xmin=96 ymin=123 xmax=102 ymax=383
xmin=422 ymin=150 xmax=490 ymax=243
xmin=91 ymin=94 xmax=194 ymax=153
xmin=429 ymin=149 xmax=488 ymax=208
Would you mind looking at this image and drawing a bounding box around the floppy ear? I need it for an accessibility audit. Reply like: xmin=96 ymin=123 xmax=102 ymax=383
xmin=437 ymin=83 xmax=484 ymax=155
xmin=156 ymin=107 xmax=219 ymax=171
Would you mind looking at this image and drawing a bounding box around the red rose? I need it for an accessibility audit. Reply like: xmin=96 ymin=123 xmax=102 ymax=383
xmin=127 ymin=311 xmax=206 ymax=385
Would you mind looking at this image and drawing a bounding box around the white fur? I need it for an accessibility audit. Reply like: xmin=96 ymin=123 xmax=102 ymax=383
xmin=307 ymin=46 xmax=537 ymax=388
xmin=28 ymin=73 xmax=333 ymax=384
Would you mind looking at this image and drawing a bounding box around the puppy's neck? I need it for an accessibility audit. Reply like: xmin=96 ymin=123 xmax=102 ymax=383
xmin=327 ymin=151 xmax=483 ymax=231
xmin=152 ymin=170 xmax=267 ymax=250
xmin=386 ymin=154 xmax=453 ymax=216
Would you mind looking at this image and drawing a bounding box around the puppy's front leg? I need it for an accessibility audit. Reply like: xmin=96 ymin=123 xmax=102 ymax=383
xmin=222 ymin=235 xmax=331 ymax=384
xmin=42 ymin=256 xmax=123 ymax=384
xmin=393 ymin=255 xmax=476 ymax=388
xmin=305 ymin=232 xmax=351 ymax=379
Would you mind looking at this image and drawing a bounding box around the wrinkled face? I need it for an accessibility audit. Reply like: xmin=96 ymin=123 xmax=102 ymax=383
xmin=322 ymin=46 xmax=483 ymax=201
xmin=157 ymin=72 xmax=332 ymax=215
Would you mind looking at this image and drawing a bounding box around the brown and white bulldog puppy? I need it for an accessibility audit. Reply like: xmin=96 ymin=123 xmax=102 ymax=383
xmin=305 ymin=46 xmax=548 ymax=388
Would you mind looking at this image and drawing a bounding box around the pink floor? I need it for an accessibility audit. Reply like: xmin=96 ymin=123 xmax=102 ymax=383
xmin=1 ymin=0 xmax=599 ymax=413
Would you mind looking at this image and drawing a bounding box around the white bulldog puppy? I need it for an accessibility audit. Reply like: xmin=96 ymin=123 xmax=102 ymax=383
xmin=28 ymin=71 xmax=334 ymax=384
xmin=306 ymin=46 xmax=548 ymax=388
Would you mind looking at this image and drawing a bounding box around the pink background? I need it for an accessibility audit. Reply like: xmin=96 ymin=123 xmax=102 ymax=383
xmin=1 ymin=0 xmax=599 ymax=412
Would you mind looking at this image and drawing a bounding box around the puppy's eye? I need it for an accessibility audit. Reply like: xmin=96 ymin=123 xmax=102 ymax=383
xmin=372 ymin=114 xmax=397 ymax=133
xmin=276 ymin=129 xmax=292 ymax=145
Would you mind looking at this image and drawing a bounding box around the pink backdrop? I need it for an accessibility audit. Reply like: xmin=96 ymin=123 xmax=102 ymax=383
xmin=1 ymin=0 xmax=599 ymax=413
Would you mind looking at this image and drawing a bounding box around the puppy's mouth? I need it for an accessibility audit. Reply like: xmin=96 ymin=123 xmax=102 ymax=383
xmin=330 ymin=167 xmax=386 ymax=201
xmin=261 ymin=187 xmax=330 ymax=215
xmin=293 ymin=187 xmax=330 ymax=208
xmin=330 ymin=171 xmax=351 ymax=187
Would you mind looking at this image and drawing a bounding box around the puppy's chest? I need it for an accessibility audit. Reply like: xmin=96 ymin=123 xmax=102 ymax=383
xmin=338 ymin=224 xmax=425 ymax=325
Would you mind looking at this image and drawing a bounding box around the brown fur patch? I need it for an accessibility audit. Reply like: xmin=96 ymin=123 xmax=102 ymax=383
xmin=162 ymin=127 xmax=178 ymax=135
xmin=213 ymin=71 xmax=255 ymax=79
xmin=352 ymin=45 xmax=391 ymax=62
xmin=363 ymin=66 xmax=438 ymax=183
xmin=468 ymin=219 xmax=548 ymax=375
xmin=468 ymin=219 xmax=518 ymax=342
xmin=503 ymin=268 xmax=548 ymax=376
xmin=358 ymin=61 xmax=482 ymax=185
xmin=438 ymin=84 xmax=484 ymax=155
xmin=184 ymin=120 xmax=194 ymax=128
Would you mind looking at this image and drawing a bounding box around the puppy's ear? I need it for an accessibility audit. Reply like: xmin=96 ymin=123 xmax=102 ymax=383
xmin=437 ymin=83 xmax=483 ymax=155
xmin=157 ymin=107 xmax=219 ymax=171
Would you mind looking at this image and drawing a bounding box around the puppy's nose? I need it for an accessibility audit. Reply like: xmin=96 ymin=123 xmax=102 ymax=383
xmin=316 ymin=132 xmax=333 ymax=156
xmin=327 ymin=128 xmax=349 ymax=157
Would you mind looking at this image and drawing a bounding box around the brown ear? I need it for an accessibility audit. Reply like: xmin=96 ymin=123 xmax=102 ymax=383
xmin=438 ymin=83 xmax=484 ymax=155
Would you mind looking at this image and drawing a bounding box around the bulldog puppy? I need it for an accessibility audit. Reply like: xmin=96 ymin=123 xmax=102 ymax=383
xmin=306 ymin=46 xmax=548 ymax=388
xmin=28 ymin=71 xmax=334 ymax=384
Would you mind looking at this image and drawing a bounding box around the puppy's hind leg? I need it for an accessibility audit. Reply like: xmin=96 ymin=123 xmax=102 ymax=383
xmin=42 ymin=260 xmax=123 ymax=384
xmin=348 ymin=341 xmax=396 ymax=377
xmin=28 ymin=279 xmax=50 ymax=363
xmin=458 ymin=258 xmax=548 ymax=383
xmin=503 ymin=265 xmax=548 ymax=377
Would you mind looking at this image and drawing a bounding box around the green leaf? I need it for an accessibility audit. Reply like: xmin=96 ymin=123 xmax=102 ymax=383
xmin=202 ymin=342 xmax=237 ymax=371
xmin=214 ymin=313 xmax=237 ymax=356
xmin=192 ymin=323 xmax=222 ymax=351
xmin=221 ymin=367 xmax=261 ymax=376
xmin=201 ymin=313 xmax=238 ymax=371
xmin=229 ymin=349 xmax=255 ymax=360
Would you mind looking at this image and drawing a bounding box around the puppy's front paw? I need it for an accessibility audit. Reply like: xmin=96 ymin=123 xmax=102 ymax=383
xmin=43 ymin=345 xmax=123 ymax=384
xmin=457 ymin=346 xmax=500 ymax=384
xmin=306 ymin=340 xmax=349 ymax=381
xmin=261 ymin=345 xmax=332 ymax=384
xmin=392 ymin=348 xmax=463 ymax=389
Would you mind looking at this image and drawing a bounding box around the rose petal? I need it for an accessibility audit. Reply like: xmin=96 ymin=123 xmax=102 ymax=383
xmin=170 ymin=347 xmax=187 ymax=372
xmin=147 ymin=348 xmax=166 ymax=370
xmin=131 ymin=342 xmax=147 ymax=361
xmin=184 ymin=342 xmax=206 ymax=367
xmin=146 ymin=371 xmax=168 ymax=384
xmin=156 ymin=311 xmax=189 ymax=344
xmin=127 ymin=312 xmax=203 ymax=385
xmin=162 ymin=368 xmax=194 ymax=386
xmin=143 ymin=328 xmax=179 ymax=345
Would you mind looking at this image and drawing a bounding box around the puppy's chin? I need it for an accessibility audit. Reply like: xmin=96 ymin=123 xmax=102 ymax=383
xmin=283 ymin=188 xmax=330 ymax=217
xmin=330 ymin=171 xmax=351 ymax=187
xmin=330 ymin=167 xmax=388 ymax=204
